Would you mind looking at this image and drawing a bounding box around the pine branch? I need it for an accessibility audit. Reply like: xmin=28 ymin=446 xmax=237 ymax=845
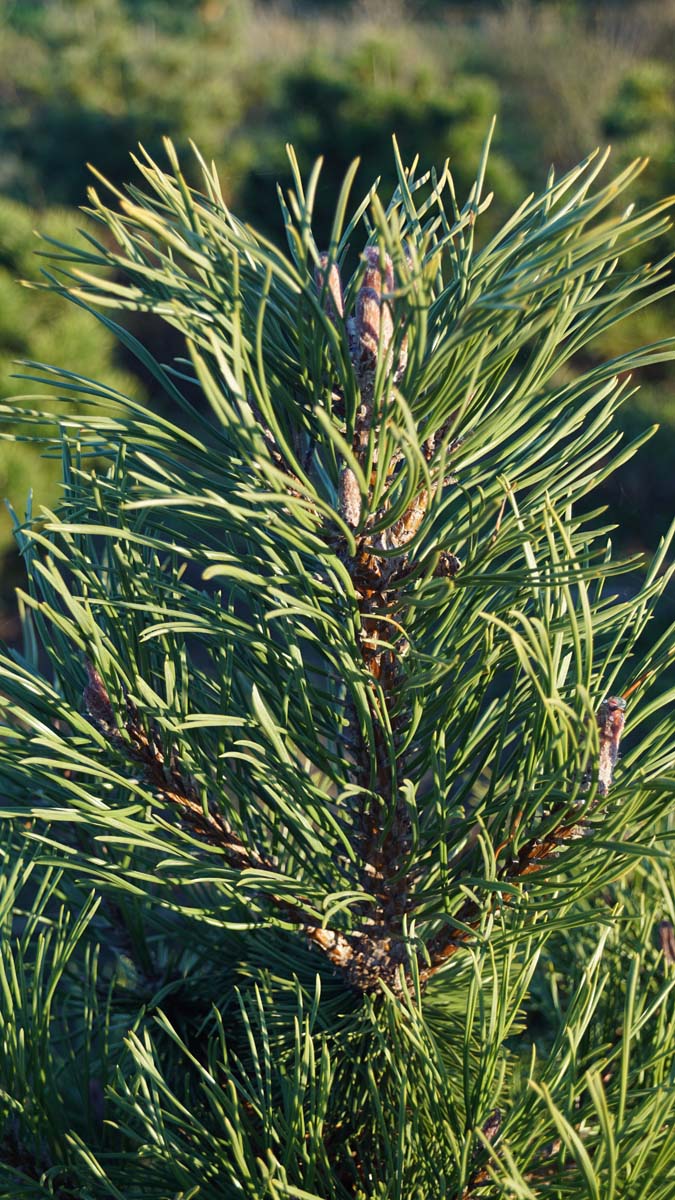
xmin=422 ymin=695 xmax=629 ymax=983
xmin=84 ymin=660 xmax=259 ymax=871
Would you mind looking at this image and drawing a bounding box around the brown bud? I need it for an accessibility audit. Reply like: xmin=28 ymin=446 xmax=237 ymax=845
xmin=314 ymin=253 xmax=344 ymax=322
xmin=339 ymin=465 xmax=362 ymax=529
xmin=482 ymin=1109 xmax=502 ymax=1144
xmin=659 ymin=920 xmax=675 ymax=964
xmin=355 ymin=286 xmax=381 ymax=364
xmin=435 ymin=551 xmax=462 ymax=578
xmin=362 ymin=245 xmax=386 ymax=293
xmin=353 ymin=247 xmax=396 ymax=380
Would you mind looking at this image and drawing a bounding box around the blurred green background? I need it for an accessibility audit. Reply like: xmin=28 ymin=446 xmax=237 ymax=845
xmin=0 ymin=0 xmax=673 ymax=634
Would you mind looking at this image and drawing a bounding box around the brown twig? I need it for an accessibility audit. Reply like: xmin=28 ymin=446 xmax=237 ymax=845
xmin=84 ymin=661 xmax=404 ymax=989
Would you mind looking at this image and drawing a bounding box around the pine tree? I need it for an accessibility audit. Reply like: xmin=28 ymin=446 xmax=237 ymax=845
xmin=1 ymin=129 xmax=675 ymax=1198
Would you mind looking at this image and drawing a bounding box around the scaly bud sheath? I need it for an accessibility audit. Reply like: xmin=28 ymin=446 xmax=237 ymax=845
xmin=354 ymin=247 xmax=395 ymax=378
xmin=597 ymin=695 xmax=626 ymax=795
xmin=339 ymin=465 xmax=362 ymax=529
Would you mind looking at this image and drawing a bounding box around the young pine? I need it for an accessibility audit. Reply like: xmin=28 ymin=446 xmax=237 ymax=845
xmin=1 ymin=133 xmax=675 ymax=1198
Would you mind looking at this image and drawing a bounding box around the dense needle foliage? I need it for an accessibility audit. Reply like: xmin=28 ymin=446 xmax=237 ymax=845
xmin=0 ymin=132 xmax=675 ymax=1197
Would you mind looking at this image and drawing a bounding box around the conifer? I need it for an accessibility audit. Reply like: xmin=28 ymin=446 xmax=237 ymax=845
xmin=1 ymin=131 xmax=675 ymax=1197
